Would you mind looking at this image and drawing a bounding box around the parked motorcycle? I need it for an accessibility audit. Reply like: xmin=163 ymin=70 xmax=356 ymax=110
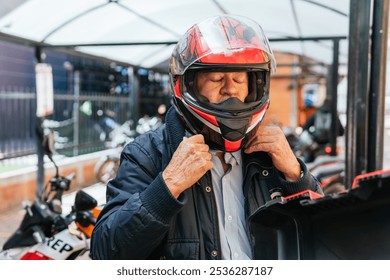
xmin=94 ymin=116 xmax=162 ymax=184
xmin=284 ymin=127 xmax=345 ymax=194
xmin=135 ymin=115 xmax=163 ymax=135
xmin=0 ymin=130 xmax=100 ymax=260
xmin=291 ymin=129 xmax=338 ymax=163
xmin=306 ymin=154 xmax=346 ymax=195
xmin=105 ymin=120 xmax=137 ymax=149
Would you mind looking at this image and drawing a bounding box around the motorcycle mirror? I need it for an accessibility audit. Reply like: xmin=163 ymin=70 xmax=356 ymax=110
xmin=74 ymin=190 xmax=98 ymax=212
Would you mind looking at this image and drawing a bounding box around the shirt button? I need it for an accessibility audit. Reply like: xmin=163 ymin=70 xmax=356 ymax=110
xmin=211 ymin=250 xmax=218 ymax=257
xmin=262 ymin=170 xmax=269 ymax=176
xmin=205 ymin=186 xmax=211 ymax=193
xmin=233 ymin=252 xmax=239 ymax=258
xmin=227 ymin=215 xmax=232 ymax=221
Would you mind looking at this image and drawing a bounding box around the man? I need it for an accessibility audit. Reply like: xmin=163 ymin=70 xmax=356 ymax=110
xmin=90 ymin=14 xmax=322 ymax=260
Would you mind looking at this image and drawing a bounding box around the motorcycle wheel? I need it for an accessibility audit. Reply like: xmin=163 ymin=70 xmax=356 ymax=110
xmin=94 ymin=155 xmax=120 ymax=184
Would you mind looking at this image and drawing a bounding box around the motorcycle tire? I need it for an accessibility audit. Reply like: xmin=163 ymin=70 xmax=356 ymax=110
xmin=94 ymin=155 xmax=120 ymax=184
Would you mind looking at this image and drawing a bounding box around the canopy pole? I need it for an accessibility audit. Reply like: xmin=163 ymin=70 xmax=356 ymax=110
xmin=330 ymin=39 xmax=340 ymax=156
xmin=345 ymin=0 xmax=372 ymax=188
xmin=367 ymin=0 xmax=389 ymax=172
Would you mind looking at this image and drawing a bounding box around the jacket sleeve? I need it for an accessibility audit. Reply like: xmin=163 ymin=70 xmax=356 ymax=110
xmin=90 ymin=140 xmax=185 ymax=260
xmin=276 ymin=158 xmax=324 ymax=196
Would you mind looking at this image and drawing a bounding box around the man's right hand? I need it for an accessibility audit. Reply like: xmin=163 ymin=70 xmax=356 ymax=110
xmin=163 ymin=134 xmax=213 ymax=198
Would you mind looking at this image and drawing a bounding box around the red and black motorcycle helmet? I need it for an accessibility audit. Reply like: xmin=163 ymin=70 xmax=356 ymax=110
xmin=169 ymin=14 xmax=276 ymax=152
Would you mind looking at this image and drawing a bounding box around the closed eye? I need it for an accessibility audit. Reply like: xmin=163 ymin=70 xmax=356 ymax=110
xmin=234 ymin=78 xmax=246 ymax=84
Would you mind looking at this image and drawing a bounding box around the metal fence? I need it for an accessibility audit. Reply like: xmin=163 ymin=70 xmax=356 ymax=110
xmin=0 ymin=39 xmax=173 ymax=170
xmin=0 ymin=89 xmax=134 ymax=160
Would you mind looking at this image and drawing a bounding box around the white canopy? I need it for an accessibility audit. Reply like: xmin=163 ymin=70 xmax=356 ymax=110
xmin=0 ymin=0 xmax=350 ymax=71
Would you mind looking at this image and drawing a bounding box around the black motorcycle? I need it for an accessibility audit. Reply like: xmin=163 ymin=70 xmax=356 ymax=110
xmin=284 ymin=128 xmax=345 ymax=194
xmin=0 ymin=129 xmax=99 ymax=260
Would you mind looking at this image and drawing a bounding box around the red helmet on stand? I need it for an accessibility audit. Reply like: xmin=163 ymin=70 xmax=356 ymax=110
xmin=169 ymin=14 xmax=276 ymax=152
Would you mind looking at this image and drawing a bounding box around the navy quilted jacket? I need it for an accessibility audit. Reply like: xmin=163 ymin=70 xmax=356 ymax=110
xmin=90 ymin=107 xmax=322 ymax=260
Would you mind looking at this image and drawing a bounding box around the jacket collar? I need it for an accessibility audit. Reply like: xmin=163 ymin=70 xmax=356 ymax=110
xmin=243 ymin=151 xmax=273 ymax=168
xmin=165 ymin=107 xmax=186 ymax=152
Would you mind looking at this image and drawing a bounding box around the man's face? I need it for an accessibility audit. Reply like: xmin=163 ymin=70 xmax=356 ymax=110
xmin=195 ymin=71 xmax=249 ymax=104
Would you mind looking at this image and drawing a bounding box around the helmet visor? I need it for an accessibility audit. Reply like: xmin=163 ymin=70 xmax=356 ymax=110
xmin=170 ymin=14 xmax=276 ymax=75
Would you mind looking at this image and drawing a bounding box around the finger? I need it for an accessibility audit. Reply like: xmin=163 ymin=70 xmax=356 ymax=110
xmin=245 ymin=126 xmax=277 ymax=146
xmin=244 ymin=142 xmax=275 ymax=154
xmin=182 ymin=138 xmax=206 ymax=152
xmin=257 ymin=135 xmax=281 ymax=144
xmin=203 ymin=160 xmax=214 ymax=172
xmin=257 ymin=126 xmax=280 ymax=137
xmin=246 ymin=135 xmax=276 ymax=149
xmin=260 ymin=142 xmax=279 ymax=153
xmin=203 ymin=150 xmax=213 ymax=161
xmin=192 ymin=143 xmax=210 ymax=152
xmin=182 ymin=134 xmax=204 ymax=144
xmin=188 ymin=134 xmax=205 ymax=143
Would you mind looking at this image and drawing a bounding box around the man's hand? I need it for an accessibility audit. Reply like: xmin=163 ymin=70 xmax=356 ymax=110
xmin=163 ymin=134 xmax=213 ymax=198
xmin=244 ymin=124 xmax=301 ymax=181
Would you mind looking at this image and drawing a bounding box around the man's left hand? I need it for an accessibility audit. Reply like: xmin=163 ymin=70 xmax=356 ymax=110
xmin=244 ymin=124 xmax=301 ymax=181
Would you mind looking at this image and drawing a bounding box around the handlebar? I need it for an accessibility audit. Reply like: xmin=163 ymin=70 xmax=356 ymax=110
xmin=43 ymin=172 xmax=76 ymax=214
xmin=49 ymin=172 xmax=76 ymax=192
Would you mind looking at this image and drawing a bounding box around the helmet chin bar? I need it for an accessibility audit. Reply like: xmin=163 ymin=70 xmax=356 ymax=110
xmin=175 ymin=96 xmax=270 ymax=151
xmin=217 ymin=116 xmax=251 ymax=152
xmin=216 ymin=116 xmax=250 ymax=141
xmin=186 ymin=100 xmax=253 ymax=151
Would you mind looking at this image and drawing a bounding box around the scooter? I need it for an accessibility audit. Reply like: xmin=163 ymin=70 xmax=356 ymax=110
xmin=0 ymin=130 xmax=100 ymax=260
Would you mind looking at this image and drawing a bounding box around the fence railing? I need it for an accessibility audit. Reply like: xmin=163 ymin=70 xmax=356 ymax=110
xmin=0 ymin=90 xmax=134 ymax=160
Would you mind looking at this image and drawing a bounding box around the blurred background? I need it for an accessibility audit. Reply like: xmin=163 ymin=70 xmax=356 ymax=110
xmin=0 ymin=0 xmax=389 ymax=214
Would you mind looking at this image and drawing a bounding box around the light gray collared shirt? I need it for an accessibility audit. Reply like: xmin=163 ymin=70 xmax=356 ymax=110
xmin=210 ymin=150 xmax=252 ymax=260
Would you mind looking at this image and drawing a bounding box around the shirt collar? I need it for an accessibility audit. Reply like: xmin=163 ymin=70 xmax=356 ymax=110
xmin=210 ymin=149 xmax=242 ymax=166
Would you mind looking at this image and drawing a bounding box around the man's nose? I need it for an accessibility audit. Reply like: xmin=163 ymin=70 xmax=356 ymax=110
xmin=221 ymin=77 xmax=239 ymax=96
